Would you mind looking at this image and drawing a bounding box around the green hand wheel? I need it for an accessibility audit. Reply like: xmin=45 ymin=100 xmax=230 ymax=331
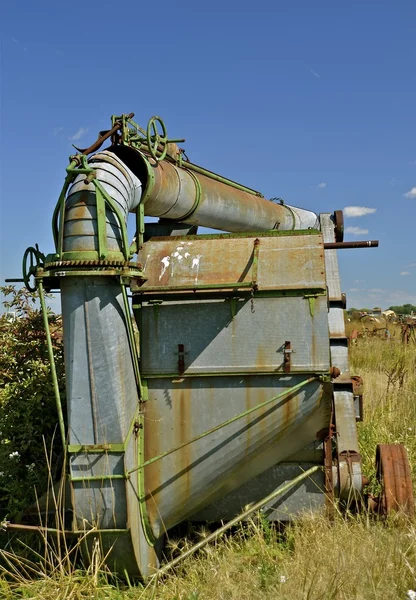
xmin=146 ymin=116 xmax=168 ymax=162
xmin=22 ymin=245 xmax=44 ymax=292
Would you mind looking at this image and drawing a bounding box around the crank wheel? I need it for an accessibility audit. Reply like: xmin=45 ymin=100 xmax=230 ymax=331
xmin=375 ymin=444 xmax=414 ymax=516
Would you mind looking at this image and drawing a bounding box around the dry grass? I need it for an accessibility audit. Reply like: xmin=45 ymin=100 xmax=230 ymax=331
xmin=0 ymin=331 xmax=415 ymax=599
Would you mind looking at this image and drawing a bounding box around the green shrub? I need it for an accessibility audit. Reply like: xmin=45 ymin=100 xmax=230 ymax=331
xmin=0 ymin=286 xmax=66 ymax=521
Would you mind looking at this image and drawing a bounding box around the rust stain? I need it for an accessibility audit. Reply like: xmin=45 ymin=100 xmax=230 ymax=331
xmin=177 ymin=385 xmax=191 ymax=499
xmin=143 ymin=395 xmax=162 ymax=525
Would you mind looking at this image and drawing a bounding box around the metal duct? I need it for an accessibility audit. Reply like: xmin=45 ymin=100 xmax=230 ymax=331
xmin=61 ymin=152 xmax=143 ymax=534
xmin=111 ymin=146 xmax=320 ymax=232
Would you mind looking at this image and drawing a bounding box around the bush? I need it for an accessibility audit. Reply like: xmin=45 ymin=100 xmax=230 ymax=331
xmin=0 ymin=286 xmax=66 ymax=521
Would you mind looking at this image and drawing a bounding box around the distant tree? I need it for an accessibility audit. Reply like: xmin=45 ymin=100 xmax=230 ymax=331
xmin=388 ymin=304 xmax=416 ymax=316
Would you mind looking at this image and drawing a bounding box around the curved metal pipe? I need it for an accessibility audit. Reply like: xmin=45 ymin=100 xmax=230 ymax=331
xmin=111 ymin=146 xmax=320 ymax=232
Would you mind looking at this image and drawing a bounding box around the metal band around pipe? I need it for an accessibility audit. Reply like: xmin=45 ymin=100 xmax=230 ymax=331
xmin=155 ymin=465 xmax=321 ymax=576
xmin=128 ymin=376 xmax=317 ymax=475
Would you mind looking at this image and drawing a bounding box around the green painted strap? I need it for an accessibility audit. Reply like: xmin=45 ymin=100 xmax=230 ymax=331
xmin=52 ymin=160 xmax=78 ymax=257
xmin=67 ymin=443 xmax=125 ymax=454
xmin=121 ymin=282 xmax=144 ymax=398
xmin=38 ymin=281 xmax=66 ymax=446
xmin=95 ymin=184 xmax=108 ymax=260
xmin=128 ymin=376 xmax=318 ymax=475
xmin=70 ymin=474 xmax=128 ymax=482
xmin=146 ymin=229 xmax=321 ymax=241
xmin=139 ymin=282 xmax=254 ymax=293
xmin=136 ymin=407 xmax=157 ymax=546
xmin=133 ymin=288 xmax=327 ymax=302
xmin=92 ymin=179 xmax=131 ymax=261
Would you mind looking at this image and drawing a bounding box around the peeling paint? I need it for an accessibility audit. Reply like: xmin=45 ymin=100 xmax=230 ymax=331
xmin=191 ymin=253 xmax=202 ymax=283
xmin=159 ymin=256 xmax=170 ymax=280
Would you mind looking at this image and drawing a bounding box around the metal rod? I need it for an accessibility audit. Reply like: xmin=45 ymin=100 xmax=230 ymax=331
xmin=181 ymin=160 xmax=263 ymax=197
xmin=38 ymin=280 xmax=66 ymax=447
xmin=1 ymin=523 xmax=129 ymax=536
xmin=121 ymin=282 xmax=143 ymax=398
xmin=324 ymin=240 xmax=379 ymax=249
xmin=128 ymin=376 xmax=317 ymax=475
xmin=156 ymin=465 xmax=321 ymax=576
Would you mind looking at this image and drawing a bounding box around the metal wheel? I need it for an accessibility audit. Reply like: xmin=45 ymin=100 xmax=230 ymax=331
xmin=375 ymin=444 xmax=414 ymax=516
xmin=22 ymin=245 xmax=43 ymax=292
xmin=146 ymin=116 xmax=168 ymax=162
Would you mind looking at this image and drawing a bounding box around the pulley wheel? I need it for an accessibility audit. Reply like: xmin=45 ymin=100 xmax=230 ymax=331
xmin=375 ymin=444 xmax=414 ymax=516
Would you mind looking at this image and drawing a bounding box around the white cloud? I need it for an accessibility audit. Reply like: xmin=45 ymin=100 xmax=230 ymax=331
xmin=317 ymin=182 xmax=327 ymax=189
xmin=53 ymin=126 xmax=63 ymax=136
xmin=345 ymin=226 xmax=369 ymax=236
xmin=69 ymin=127 xmax=88 ymax=141
xmin=368 ymin=288 xmax=384 ymax=293
xmin=348 ymin=288 xmax=360 ymax=293
xmin=344 ymin=206 xmax=376 ymax=218
xmin=404 ymin=187 xmax=416 ymax=199
xmin=400 ymin=271 xmax=410 ymax=276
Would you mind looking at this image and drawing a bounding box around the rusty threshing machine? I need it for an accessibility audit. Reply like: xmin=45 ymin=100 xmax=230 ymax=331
xmin=8 ymin=114 xmax=414 ymax=578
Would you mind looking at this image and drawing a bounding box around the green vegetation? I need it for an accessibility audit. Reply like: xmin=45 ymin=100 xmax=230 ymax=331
xmin=0 ymin=312 xmax=415 ymax=599
xmin=0 ymin=286 xmax=65 ymax=521
xmin=388 ymin=304 xmax=416 ymax=316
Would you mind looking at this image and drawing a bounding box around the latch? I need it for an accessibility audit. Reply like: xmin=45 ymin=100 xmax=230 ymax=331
xmin=304 ymin=294 xmax=318 ymax=317
xmin=283 ymin=341 xmax=294 ymax=373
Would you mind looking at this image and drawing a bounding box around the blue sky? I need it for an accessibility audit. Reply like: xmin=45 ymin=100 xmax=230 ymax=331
xmin=1 ymin=0 xmax=415 ymax=311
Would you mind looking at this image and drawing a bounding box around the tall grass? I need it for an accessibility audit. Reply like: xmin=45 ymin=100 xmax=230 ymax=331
xmin=0 ymin=332 xmax=415 ymax=599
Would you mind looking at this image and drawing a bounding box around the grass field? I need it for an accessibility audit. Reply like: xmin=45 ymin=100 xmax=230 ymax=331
xmin=0 ymin=329 xmax=415 ymax=599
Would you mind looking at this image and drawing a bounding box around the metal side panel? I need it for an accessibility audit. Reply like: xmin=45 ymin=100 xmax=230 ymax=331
xmin=321 ymin=213 xmax=348 ymax=375
xmin=320 ymin=213 xmax=361 ymax=498
xmin=137 ymin=232 xmax=326 ymax=291
xmin=142 ymin=375 xmax=331 ymax=537
xmin=140 ymin=296 xmax=330 ymax=375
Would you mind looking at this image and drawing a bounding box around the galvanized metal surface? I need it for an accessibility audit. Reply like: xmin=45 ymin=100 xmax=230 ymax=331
xmin=142 ymin=375 xmax=330 ymax=537
xmin=140 ymin=296 xmax=330 ymax=375
xmin=64 ymin=151 xmax=141 ymax=255
xmin=321 ymin=213 xmax=362 ymax=499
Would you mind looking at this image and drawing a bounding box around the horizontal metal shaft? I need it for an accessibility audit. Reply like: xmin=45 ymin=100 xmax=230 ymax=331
xmin=324 ymin=240 xmax=379 ymax=249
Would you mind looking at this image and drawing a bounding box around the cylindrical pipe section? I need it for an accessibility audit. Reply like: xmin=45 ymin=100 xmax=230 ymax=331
xmin=63 ymin=151 xmax=142 ymax=254
xmin=61 ymin=152 xmax=143 ymax=531
xmin=111 ymin=147 xmax=320 ymax=232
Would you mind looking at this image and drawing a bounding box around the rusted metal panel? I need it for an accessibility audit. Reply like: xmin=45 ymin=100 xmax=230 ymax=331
xmin=143 ymin=375 xmax=330 ymax=536
xmin=140 ymin=296 xmax=330 ymax=375
xmin=137 ymin=233 xmax=325 ymax=292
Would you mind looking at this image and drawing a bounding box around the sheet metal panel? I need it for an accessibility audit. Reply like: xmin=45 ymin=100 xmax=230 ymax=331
xmin=142 ymin=375 xmax=331 ymax=536
xmin=138 ymin=233 xmax=326 ymax=291
xmin=141 ymin=296 xmax=330 ymax=374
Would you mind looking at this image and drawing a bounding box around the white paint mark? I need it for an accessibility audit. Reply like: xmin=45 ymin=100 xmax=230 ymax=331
xmin=159 ymin=256 xmax=170 ymax=280
xmin=191 ymin=253 xmax=202 ymax=283
xmin=143 ymin=253 xmax=151 ymax=271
